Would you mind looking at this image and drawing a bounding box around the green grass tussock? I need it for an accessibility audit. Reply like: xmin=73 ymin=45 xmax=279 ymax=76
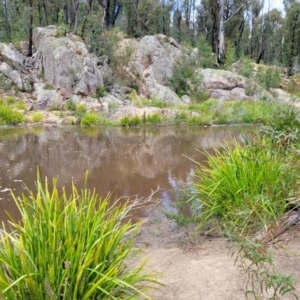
xmin=0 ymin=174 xmax=158 ymax=299
xmin=31 ymin=112 xmax=43 ymax=123
xmin=193 ymin=138 xmax=294 ymax=234
xmin=190 ymin=100 xmax=300 ymax=298
xmin=0 ymin=102 xmax=24 ymax=125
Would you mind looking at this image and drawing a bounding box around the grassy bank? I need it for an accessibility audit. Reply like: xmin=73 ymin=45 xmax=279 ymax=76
xmin=187 ymin=100 xmax=300 ymax=299
xmin=157 ymin=98 xmax=300 ymax=298
xmin=0 ymin=96 xmax=284 ymax=128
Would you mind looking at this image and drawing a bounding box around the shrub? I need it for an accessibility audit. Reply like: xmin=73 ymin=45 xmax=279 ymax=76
xmin=66 ymin=100 xmax=76 ymax=111
xmin=168 ymin=57 xmax=203 ymax=101
xmin=14 ymin=101 xmax=26 ymax=110
xmin=76 ymin=104 xmax=87 ymax=113
xmin=239 ymin=58 xmax=253 ymax=78
xmin=31 ymin=112 xmax=43 ymax=123
xmin=0 ymin=174 xmax=157 ymax=299
xmin=80 ymin=112 xmax=99 ymax=126
xmin=256 ymin=66 xmax=281 ymax=90
xmin=120 ymin=116 xmax=141 ymax=127
xmin=0 ymin=104 xmax=24 ymax=125
xmin=196 ymin=36 xmax=215 ymax=68
xmin=146 ymin=113 xmax=162 ymax=124
xmin=6 ymin=97 xmax=15 ymax=105
xmin=193 ymin=139 xmax=292 ymax=234
xmin=95 ymin=86 xmax=106 ymax=98
xmin=44 ymin=83 xmax=55 ymax=90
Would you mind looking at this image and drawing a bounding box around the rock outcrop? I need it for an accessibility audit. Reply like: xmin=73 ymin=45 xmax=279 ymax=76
xmin=0 ymin=43 xmax=33 ymax=92
xmin=126 ymin=35 xmax=186 ymax=105
xmin=33 ymin=26 xmax=103 ymax=100
xmin=197 ymin=69 xmax=275 ymax=102
xmin=0 ymin=26 xmax=296 ymax=110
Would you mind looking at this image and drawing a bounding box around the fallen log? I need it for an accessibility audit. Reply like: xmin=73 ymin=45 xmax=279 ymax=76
xmin=254 ymin=210 xmax=300 ymax=243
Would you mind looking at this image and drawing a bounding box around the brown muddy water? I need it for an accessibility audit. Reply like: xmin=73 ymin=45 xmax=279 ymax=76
xmin=0 ymin=125 xmax=253 ymax=224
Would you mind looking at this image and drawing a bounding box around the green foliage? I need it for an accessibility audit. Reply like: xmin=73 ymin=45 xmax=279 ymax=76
xmin=267 ymin=99 xmax=300 ymax=132
xmin=174 ymin=111 xmax=188 ymax=122
xmin=14 ymin=101 xmax=26 ymax=110
xmin=6 ymin=97 xmax=15 ymax=105
xmin=120 ymin=116 xmax=141 ymax=127
xmin=76 ymin=104 xmax=87 ymax=113
xmin=0 ymin=74 xmax=13 ymax=91
xmin=233 ymin=236 xmax=299 ymax=299
xmin=184 ymin=99 xmax=274 ymax=126
xmin=224 ymin=40 xmax=236 ymax=68
xmin=0 ymin=174 xmax=157 ymax=299
xmin=196 ymin=36 xmax=215 ymax=68
xmin=0 ymin=102 xmax=24 ymax=125
xmin=283 ymin=2 xmax=300 ymax=75
xmin=187 ymin=115 xmax=211 ymax=126
xmin=43 ymin=83 xmax=55 ymax=90
xmin=95 ymin=86 xmax=106 ymax=98
xmin=146 ymin=113 xmax=162 ymax=124
xmin=66 ymin=100 xmax=77 ymax=111
xmin=168 ymin=57 xmax=204 ymax=101
xmin=190 ymin=99 xmax=300 ymax=299
xmin=31 ymin=112 xmax=43 ymax=123
xmin=193 ymin=139 xmax=291 ymax=234
xmin=149 ymin=99 xmax=168 ymax=108
xmin=49 ymin=104 xmax=64 ymax=111
xmin=80 ymin=112 xmax=99 ymax=126
xmin=256 ymin=66 xmax=281 ymax=90
xmin=239 ymin=58 xmax=253 ymax=78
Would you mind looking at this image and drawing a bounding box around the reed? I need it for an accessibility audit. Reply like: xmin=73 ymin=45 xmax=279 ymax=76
xmin=193 ymin=139 xmax=291 ymax=234
xmin=0 ymin=174 xmax=157 ymax=299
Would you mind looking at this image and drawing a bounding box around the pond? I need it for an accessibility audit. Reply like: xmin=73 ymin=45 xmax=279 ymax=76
xmin=0 ymin=125 xmax=253 ymax=223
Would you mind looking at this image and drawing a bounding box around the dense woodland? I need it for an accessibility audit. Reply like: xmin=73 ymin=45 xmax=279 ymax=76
xmin=0 ymin=0 xmax=300 ymax=75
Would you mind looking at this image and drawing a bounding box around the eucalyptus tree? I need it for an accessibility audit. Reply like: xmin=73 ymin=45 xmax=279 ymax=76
xmin=0 ymin=0 xmax=11 ymax=41
xmin=283 ymin=1 xmax=300 ymax=74
xmin=197 ymin=0 xmax=248 ymax=64
xmin=161 ymin=0 xmax=175 ymax=36
xmin=98 ymin=0 xmax=123 ymax=29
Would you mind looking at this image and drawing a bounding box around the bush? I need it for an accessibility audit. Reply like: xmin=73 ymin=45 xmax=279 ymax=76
xmin=14 ymin=101 xmax=26 ymax=110
xmin=120 ymin=116 xmax=141 ymax=127
xmin=256 ymin=66 xmax=281 ymax=90
xmin=96 ymin=86 xmax=106 ymax=98
xmin=80 ymin=112 xmax=99 ymax=126
xmin=196 ymin=36 xmax=215 ymax=68
xmin=146 ymin=113 xmax=162 ymax=124
xmin=66 ymin=100 xmax=76 ymax=111
xmin=31 ymin=112 xmax=43 ymax=123
xmin=0 ymin=174 xmax=157 ymax=299
xmin=193 ymin=139 xmax=292 ymax=234
xmin=239 ymin=58 xmax=253 ymax=78
xmin=168 ymin=57 xmax=204 ymax=101
xmin=0 ymin=104 xmax=24 ymax=125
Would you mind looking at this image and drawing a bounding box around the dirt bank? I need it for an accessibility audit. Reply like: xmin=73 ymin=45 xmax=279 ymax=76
xmin=136 ymin=218 xmax=300 ymax=300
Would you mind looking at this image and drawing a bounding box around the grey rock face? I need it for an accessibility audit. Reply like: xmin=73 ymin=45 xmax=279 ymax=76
xmin=0 ymin=43 xmax=24 ymax=71
xmin=0 ymin=62 xmax=32 ymax=92
xmin=198 ymin=68 xmax=275 ymax=101
xmin=33 ymin=83 xmax=63 ymax=109
xmin=33 ymin=26 xmax=103 ymax=100
xmin=127 ymin=35 xmax=185 ymax=104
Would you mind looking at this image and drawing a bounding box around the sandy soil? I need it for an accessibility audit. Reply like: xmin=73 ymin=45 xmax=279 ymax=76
xmin=135 ymin=217 xmax=300 ymax=300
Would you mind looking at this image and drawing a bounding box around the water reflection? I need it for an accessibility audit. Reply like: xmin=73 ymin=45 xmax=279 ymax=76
xmin=0 ymin=125 xmax=254 ymax=222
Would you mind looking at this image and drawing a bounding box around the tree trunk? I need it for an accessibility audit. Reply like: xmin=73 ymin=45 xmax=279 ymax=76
xmin=72 ymin=0 xmax=79 ymax=34
xmin=42 ymin=0 xmax=49 ymax=25
xmin=27 ymin=0 xmax=34 ymax=57
xmin=217 ymin=0 xmax=225 ymax=64
xmin=81 ymin=0 xmax=94 ymax=37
